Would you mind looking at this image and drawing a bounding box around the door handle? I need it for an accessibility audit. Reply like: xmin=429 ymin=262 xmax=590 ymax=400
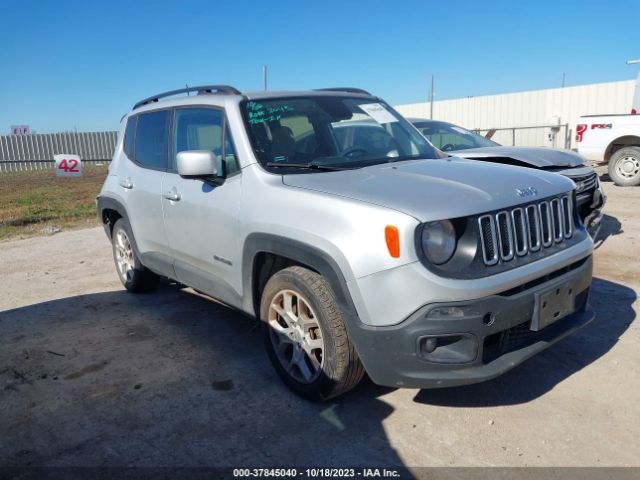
xmin=163 ymin=189 xmax=181 ymax=202
xmin=119 ymin=177 xmax=133 ymax=189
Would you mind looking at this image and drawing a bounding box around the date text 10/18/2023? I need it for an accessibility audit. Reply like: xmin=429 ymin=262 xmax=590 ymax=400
xmin=233 ymin=468 xmax=401 ymax=478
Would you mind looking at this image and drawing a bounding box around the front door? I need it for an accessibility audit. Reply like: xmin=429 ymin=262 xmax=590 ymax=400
xmin=161 ymin=107 xmax=243 ymax=307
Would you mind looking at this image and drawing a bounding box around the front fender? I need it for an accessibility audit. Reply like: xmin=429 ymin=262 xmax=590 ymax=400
xmin=241 ymin=233 xmax=358 ymax=323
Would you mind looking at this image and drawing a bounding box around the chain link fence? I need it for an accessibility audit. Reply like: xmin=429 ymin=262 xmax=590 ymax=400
xmin=472 ymin=124 xmax=572 ymax=149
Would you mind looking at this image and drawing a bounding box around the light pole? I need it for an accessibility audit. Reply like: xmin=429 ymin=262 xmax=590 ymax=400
xmin=627 ymin=58 xmax=640 ymax=114
xmin=429 ymin=75 xmax=434 ymax=119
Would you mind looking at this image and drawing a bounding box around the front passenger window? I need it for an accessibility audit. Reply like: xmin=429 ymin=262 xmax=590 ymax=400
xmin=173 ymin=108 xmax=238 ymax=175
xmin=224 ymin=120 xmax=240 ymax=175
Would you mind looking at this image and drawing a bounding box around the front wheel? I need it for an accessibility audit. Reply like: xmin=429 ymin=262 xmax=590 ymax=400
xmin=608 ymin=147 xmax=640 ymax=186
xmin=260 ymin=266 xmax=365 ymax=401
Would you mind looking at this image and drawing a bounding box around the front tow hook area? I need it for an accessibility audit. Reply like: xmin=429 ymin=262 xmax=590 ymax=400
xmin=585 ymin=209 xmax=603 ymax=240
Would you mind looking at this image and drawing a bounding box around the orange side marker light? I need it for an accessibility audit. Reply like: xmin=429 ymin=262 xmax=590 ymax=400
xmin=385 ymin=225 xmax=400 ymax=258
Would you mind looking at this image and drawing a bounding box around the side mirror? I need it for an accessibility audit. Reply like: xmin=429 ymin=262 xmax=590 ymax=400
xmin=176 ymin=150 xmax=218 ymax=177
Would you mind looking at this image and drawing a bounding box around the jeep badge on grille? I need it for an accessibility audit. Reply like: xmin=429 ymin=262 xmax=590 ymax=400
xmin=515 ymin=187 xmax=538 ymax=198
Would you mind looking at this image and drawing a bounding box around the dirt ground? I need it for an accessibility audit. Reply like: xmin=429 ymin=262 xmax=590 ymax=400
xmin=0 ymin=166 xmax=638 ymax=471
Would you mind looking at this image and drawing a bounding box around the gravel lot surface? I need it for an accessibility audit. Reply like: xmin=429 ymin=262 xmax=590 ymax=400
xmin=1 ymin=168 xmax=638 ymax=470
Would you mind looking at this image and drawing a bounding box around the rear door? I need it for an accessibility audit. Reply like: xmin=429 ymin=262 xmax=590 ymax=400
xmin=161 ymin=107 xmax=243 ymax=307
xmin=117 ymin=110 xmax=173 ymax=276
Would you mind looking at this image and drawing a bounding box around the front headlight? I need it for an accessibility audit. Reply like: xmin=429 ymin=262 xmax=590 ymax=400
xmin=420 ymin=220 xmax=457 ymax=265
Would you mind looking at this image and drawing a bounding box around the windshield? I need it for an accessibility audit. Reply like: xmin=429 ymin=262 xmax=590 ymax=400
xmin=413 ymin=121 xmax=500 ymax=151
xmin=242 ymin=96 xmax=437 ymax=171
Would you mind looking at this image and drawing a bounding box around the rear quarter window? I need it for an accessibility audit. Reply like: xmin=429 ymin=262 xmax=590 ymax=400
xmin=123 ymin=116 xmax=137 ymax=159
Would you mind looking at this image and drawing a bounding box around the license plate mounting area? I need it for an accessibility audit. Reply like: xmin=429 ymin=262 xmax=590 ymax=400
xmin=530 ymin=280 xmax=576 ymax=332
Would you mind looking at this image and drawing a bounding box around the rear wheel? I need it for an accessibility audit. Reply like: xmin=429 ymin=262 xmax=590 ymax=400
xmin=260 ymin=266 xmax=365 ymax=401
xmin=608 ymin=147 xmax=640 ymax=186
xmin=111 ymin=218 xmax=159 ymax=293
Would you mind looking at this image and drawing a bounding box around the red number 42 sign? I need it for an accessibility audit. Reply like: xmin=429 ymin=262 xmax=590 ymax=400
xmin=54 ymin=154 xmax=82 ymax=177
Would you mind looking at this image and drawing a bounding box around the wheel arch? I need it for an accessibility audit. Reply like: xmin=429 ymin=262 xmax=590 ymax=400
xmin=604 ymin=135 xmax=640 ymax=162
xmin=96 ymin=196 xmax=144 ymax=267
xmin=241 ymin=233 xmax=359 ymax=326
xmin=97 ymin=195 xmax=130 ymax=239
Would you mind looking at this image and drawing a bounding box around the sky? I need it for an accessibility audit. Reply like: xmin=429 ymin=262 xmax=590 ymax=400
xmin=1 ymin=0 xmax=639 ymax=133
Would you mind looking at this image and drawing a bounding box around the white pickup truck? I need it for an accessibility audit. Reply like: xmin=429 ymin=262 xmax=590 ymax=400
xmin=576 ymin=77 xmax=640 ymax=186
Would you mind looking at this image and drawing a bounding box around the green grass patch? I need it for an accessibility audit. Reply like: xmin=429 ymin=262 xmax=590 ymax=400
xmin=0 ymin=165 xmax=108 ymax=239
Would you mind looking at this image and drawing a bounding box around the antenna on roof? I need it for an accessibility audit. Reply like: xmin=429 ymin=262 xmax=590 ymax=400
xmin=263 ymin=65 xmax=268 ymax=91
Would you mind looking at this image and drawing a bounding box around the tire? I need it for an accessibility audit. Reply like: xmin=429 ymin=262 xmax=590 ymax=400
xmin=608 ymin=147 xmax=640 ymax=187
xmin=111 ymin=218 xmax=159 ymax=293
xmin=260 ymin=266 xmax=365 ymax=401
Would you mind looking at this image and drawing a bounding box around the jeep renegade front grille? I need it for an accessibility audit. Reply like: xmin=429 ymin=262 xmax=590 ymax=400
xmin=478 ymin=195 xmax=573 ymax=266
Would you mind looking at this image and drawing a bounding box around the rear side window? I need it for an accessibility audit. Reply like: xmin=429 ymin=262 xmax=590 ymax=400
xmin=123 ymin=116 xmax=137 ymax=159
xmin=134 ymin=110 xmax=170 ymax=170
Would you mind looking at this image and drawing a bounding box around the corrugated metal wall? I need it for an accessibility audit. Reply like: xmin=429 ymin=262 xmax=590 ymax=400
xmin=395 ymin=79 xmax=636 ymax=149
xmin=0 ymin=131 xmax=117 ymax=162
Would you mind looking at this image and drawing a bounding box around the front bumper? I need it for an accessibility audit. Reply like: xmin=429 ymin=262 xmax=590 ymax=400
xmin=576 ymin=179 xmax=606 ymax=236
xmin=350 ymin=256 xmax=594 ymax=389
xmin=580 ymin=186 xmax=606 ymax=239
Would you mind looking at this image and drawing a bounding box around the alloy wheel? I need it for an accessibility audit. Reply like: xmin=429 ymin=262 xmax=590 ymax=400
xmin=267 ymin=289 xmax=324 ymax=383
xmin=114 ymin=230 xmax=134 ymax=283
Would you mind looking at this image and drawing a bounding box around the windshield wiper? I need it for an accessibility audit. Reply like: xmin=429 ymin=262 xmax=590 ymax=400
xmin=266 ymin=162 xmax=351 ymax=171
xmin=384 ymin=155 xmax=431 ymax=164
xmin=355 ymin=155 xmax=430 ymax=168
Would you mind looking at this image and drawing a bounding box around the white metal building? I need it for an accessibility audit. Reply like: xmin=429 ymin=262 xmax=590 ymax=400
xmin=394 ymin=79 xmax=635 ymax=149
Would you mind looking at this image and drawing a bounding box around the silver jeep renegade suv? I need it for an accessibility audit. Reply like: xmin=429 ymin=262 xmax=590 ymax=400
xmin=98 ymin=85 xmax=595 ymax=400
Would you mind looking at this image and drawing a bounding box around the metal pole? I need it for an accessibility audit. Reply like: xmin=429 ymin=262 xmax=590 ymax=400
xmin=263 ymin=65 xmax=268 ymax=91
xmin=429 ymin=75 xmax=434 ymax=119
xmin=562 ymin=72 xmax=565 ymax=88
xmin=627 ymin=59 xmax=640 ymax=113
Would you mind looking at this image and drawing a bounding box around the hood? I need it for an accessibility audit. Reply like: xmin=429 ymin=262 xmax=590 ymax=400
xmin=282 ymin=157 xmax=575 ymax=222
xmin=452 ymin=146 xmax=585 ymax=168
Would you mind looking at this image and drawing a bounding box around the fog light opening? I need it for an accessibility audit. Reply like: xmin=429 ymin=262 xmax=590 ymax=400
xmin=483 ymin=312 xmax=495 ymax=326
xmin=417 ymin=334 xmax=479 ymax=364
xmin=424 ymin=337 xmax=438 ymax=353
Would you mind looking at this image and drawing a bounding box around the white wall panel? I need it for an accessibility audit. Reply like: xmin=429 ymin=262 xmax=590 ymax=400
xmin=396 ymin=80 xmax=635 ymax=149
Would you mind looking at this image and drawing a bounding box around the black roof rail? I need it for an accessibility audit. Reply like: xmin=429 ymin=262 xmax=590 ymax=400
xmin=133 ymin=85 xmax=241 ymax=110
xmin=314 ymin=87 xmax=372 ymax=96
